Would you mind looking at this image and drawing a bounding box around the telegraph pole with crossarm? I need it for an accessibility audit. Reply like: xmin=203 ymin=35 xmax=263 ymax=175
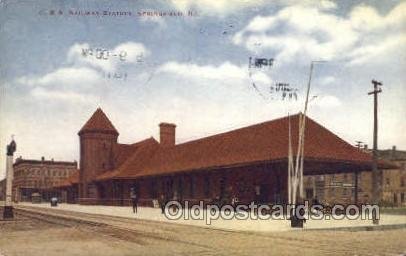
xmin=368 ymin=79 xmax=382 ymax=225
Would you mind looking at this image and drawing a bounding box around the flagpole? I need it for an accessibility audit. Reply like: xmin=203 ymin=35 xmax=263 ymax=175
xmin=290 ymin=61 xmax=325 ymax=227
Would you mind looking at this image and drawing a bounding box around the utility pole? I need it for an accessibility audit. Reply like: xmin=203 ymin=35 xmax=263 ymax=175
xmin=368 ymin=79 xmax=382 ymax=225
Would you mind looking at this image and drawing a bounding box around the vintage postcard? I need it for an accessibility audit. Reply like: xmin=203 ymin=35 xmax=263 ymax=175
xmin=0 ymin=0 xmax=405 ymax=255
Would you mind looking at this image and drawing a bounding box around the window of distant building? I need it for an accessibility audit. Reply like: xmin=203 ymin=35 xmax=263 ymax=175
xmin=386 ymin=178 xmax=390 ymax=186
xmin=401 ymin=178 xmax=405 ymax=187
xmin=401 ymin=193 xmax=405 ymax=203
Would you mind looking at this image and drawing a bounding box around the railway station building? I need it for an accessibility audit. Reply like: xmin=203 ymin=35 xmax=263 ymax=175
xmin=54 ymin=108 xmax=391 ymax=206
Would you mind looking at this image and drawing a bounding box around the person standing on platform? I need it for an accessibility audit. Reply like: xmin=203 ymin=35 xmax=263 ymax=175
xmin=158 ymin=194 xmax=166 ymax=214
xmin=130 ymin=187 xmax=138 ymax=213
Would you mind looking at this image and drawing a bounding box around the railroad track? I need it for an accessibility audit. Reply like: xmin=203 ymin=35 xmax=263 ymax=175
xmin=14 ymin=207 xmax=216 ymax=251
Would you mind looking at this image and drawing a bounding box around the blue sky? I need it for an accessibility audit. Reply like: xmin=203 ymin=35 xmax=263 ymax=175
xmin=0 ymin=0 xmax=405 ymax=179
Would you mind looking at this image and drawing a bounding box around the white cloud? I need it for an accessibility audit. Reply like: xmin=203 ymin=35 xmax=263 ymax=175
xmin=16 ymin=66 xmax=101 ymax=104
xmin=348 ymin=34 xmax=406 ymax=66
xmin=18 ymin=67 xmax=100 ymax=88
xmin=233 ymin=2 xmax=406 ymax=65
xmin=350 ymin=2 xmax=406 ymax=31
xmin=31 ymin=87 xmax=97 ymax=104
xmin=157 ymin=61 xmax=277 ymax=98
xmin=158 ymin=61 xmax=248 ymax=81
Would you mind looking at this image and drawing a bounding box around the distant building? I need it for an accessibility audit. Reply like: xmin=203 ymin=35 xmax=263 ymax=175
xmin=304 ymin=147 xmax=406 ymax=206
xmin=12 ymin=156 xmax=78 ymax=202
xmin=379 ymin=147 xmax=406 ymax=206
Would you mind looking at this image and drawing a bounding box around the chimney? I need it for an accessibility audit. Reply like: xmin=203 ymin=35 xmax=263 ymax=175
xmin=41 ymin=156 xmax=45 ymax=161
xmin=159 ymin=123 xmax=176 ymax=147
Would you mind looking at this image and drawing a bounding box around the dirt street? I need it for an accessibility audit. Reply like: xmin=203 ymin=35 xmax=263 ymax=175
xmin=0 ymin=210 xmax=405 ymax=256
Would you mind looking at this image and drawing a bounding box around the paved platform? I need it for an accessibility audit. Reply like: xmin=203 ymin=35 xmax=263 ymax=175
xmin=12 ymin=202 xmax=406 ymax=232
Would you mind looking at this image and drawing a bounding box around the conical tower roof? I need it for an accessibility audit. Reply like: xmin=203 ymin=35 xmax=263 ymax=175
xmin=78 ymin=108 xmax=119 ymax=135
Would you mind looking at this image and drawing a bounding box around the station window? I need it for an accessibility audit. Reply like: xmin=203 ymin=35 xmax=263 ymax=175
xmin=178 ymin=177 xmax=184 ymax=198
xmin=204 ymin=176 xmax=210 ymax=197
xmin=190 ymin=176 xmax=195 ymax=197
xmin=149 ymin=180 xmax=157 ymax=198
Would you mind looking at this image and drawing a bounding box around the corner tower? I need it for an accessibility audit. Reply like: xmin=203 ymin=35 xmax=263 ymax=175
xmin=78 ymin=108 xmax=118 ymax=204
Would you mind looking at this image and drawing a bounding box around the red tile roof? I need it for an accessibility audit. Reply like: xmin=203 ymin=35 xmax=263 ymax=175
xmin=96 ymin=138 xmax=159 ymax=181
xmin=78 ymin=108 xmax=118 ymax=135
xmin=54 ymin=170 xmax=79 ymax=188
xmin=96 ymin=114 xmax=383 ymax=180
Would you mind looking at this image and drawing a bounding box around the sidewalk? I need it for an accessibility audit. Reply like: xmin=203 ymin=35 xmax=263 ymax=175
xmin=15 ymin=202 xmax=406 ymax=232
